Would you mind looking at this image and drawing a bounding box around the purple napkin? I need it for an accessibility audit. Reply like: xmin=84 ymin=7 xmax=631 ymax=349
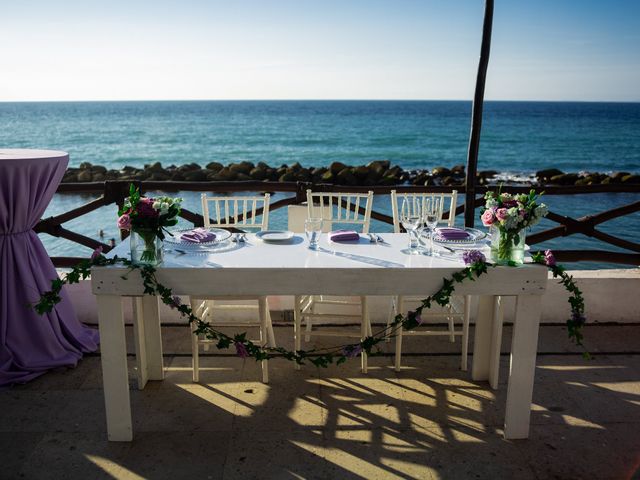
xmin=435 ymin=227 xmax=470 ymax=240
xmin=181 ymin=228 xmax=216 ymax=243
xmin=329 ymin=230 xmax=360 ymax=242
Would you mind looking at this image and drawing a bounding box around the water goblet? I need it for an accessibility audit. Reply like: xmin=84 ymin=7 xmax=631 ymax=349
xmin=422 ymin=199 xmax=440 ymax=256
xmin=400 ymin=198 xmax=422 ymax=254
xmin=304 ymin=217 xmax=323 ymax=250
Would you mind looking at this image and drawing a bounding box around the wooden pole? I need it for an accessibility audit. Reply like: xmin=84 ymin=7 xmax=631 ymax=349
xmin=464 ymin=0 xmax=494 ymax=227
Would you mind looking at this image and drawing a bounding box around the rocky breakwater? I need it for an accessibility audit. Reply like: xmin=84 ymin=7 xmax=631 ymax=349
xmin=61 ymin=161 xmax=640 ymax=186
xmin=61 ymin=161 xmax=499 ymax=186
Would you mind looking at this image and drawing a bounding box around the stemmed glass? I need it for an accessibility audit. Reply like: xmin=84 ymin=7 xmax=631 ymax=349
xmin=421 ymin=198 xmax=440 ymax=256
xmin=400 ymin=197 xmax=423 ymax=254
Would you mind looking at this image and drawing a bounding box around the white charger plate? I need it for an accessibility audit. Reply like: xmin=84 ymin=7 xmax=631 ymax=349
xmin=256 ymin=230 xmax=295 ymax=242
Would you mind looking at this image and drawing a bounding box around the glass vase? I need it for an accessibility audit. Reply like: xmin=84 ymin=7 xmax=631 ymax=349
xmin=130 ymin=228 xmax=163 ymax=266
xmin=490 ymin=227 xmax=526 ymax=265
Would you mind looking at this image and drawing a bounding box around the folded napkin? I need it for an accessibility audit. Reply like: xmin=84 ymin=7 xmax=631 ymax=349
xmin=181 ymin=228 xmax=216 ymax=243
xmin=329 ymin=230 xmax=360 ymax=242
xmin=435 ymin=227 xmax=470 ymax=240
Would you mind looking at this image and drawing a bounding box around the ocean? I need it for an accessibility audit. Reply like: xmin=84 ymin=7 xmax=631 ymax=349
xmin=1 ymin=100 xmax=638 ymax=268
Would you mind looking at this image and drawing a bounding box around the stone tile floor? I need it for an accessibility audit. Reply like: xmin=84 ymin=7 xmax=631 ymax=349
xmin=1 ymin=323 xmax=639 ymax=479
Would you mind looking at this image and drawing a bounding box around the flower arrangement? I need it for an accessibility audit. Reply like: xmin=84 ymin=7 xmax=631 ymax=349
xmin=481 ymin=189 xmax=548 ymax=264
xmin=117 ymin=185 xmax=182 ymax=264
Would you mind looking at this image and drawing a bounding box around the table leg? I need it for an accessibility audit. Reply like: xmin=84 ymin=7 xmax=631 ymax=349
xmin=504 ymin=294 xmax=542 ymax=440
xmin=141 ymin=296 xmax=164 ymax=381
xmin=97 ymin=295 xmax=132 ymax=442
xmin=132 ymin=298 xmax=148 ymax=390
xmin=489 ymin=296 xmax=504 ymax=390
xmin=471 ymin=295 xmax=495 ymax=381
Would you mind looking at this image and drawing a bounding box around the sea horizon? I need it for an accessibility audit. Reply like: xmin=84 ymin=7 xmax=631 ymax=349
xmin=2 ymin=99 xmax=639 ymax=104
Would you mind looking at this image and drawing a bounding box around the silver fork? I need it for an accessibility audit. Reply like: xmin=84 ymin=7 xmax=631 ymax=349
xmin=368 ymin=233 xmax=378 ymax=244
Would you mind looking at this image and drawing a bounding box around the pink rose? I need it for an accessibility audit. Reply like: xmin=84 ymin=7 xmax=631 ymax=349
xmin=495 ymin=208 xmax=508 ymax=221
xmin=481 ymin=209 xmax=495 ymax=226
xmin=117 ymin=213 xmax=131 ymax=230
xmin=544 ymin=249 xmax=556 ymax=267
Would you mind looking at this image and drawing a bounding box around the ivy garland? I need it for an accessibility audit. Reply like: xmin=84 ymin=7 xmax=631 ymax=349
xmin=34 ymin=248 xmax=588 ymax=365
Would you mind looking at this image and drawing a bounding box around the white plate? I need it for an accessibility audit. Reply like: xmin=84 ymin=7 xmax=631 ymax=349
xmin=256 ymin=230 xmax=295 ymax=242
xmin=164 ymin=227 xmax=232 ymax=248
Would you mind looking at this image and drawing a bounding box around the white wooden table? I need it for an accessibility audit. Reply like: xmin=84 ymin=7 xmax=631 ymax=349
xmin=92 ymin=233 xmax=547 ymax=442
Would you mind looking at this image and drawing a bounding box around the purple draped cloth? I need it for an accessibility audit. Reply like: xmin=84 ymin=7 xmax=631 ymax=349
xmin=0 ymin=149 xmax=99 ymax=387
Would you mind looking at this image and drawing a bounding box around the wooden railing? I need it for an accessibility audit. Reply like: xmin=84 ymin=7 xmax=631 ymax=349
xmin=39 ymin=180 xmax=640 ymax=268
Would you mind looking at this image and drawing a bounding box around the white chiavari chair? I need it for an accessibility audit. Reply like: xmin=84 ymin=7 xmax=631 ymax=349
xmin=190 ymin=193 xmax=275 ymax=383
xmin=293 ymin=189 xmax=374 ymax=373
xmin=388 ymin=190 xmax=471 ymax=371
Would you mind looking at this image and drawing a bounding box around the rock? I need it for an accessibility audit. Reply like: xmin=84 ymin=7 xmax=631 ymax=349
xmin=550 ymin=173 xmax=579 ymax=185
xmin=320 ymin=171 xmax=335 ymax=183
xmin=249 ymin=167 xmax=267 ymax=180
xmin=379 ymin=175 xmax=398 ymax=186
xmin=62 ymin=173 xmax=78 ymax=182
xmin=289 ymin=162 xmax=303 ymax=172
xmin=172 ymin=172 xmax=186 ymax=181
xmin=91 ymin=165 xmax=107 ymax=174
xmin=206 ymin=162 xmax=223 ymax=172
xmin=230 ymin=161 xmax=254 ymax=175
xmin=611 ymin=171 xmax=631 ymax=183
xmin=353 ymin=166 xmax=369 ymax=180
xmin=336 ymin=168 xmax=357 ymax=186
xmin=442 ymin=176 xmax=456 ymax=185
xmin=79 ymin=162 xmax=93 ymax=169
xmin=451 ymin=164 xmax=465 ymax=175
xmin=367 ymin=160 xmax=390 ymax=174
xmin=77 ymin=170 xmax=93 ymax=182
xmin=213 ymin=167 xmax=236 ymax=181
xmin=257 ymin=162 xmax=270 ymax=170
xmin=297 ymin=168 xmax=312 ymax=182
xmin=279 ymin=172 xmax=297 ymax=182
xmin=236 ymin=173 xmax=252 ymax=181
xmin=183 ymin=169 xmax=207 ymax=181
xmin=622 ymin=174 xmax=640 ymax=184
xmin=479 ymin=170 xmax=498 ymax=179
xmin=147 ymin=162 xmax=164 ymax=173
xmin=92 ymin=172 xmax=105 ymax=182
xmin=432 ymin=166 xmax=451 ymax=177
xmin=329 ymin=161 xmax=348 ymax=175
xmin=536 ymin=168 xmax=564 ymax=181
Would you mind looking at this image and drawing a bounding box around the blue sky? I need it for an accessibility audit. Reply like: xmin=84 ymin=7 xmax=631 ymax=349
xmin=2 ymin=0 xmax=639 ymax=101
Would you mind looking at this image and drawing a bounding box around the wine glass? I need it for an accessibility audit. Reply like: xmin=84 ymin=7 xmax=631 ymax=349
xmin=400 ymin=197 xmax=422 ymax=254
xmin=422 ymin=198 xmax=440 ymax=256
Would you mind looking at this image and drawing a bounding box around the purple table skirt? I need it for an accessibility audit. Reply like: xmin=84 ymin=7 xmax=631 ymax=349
xmin=0 ymin=149 xmax=99 ymax=387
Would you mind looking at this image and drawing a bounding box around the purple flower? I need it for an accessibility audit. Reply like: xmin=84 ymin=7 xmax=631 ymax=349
xmin=409 ymin=310 xmax=423 ymax=325
xmin=544 ymin=250 xmax=556 ymax=267
xmin=235 ymin=342 xmax=250 ymax=358
xmin=462 ymin=250 xmax=486 ymax=266
xmin=169 ymin=295 xmax=181 ymax=309
xmin=571 ymin=311 xmax=586 ymax=324
xmin=342 ymin=344 xmax=362 ymax=358
xmin=136 ymin=198 xmax=159 ymax=218
xmin=91 ymin=246 xmax=103 ymax=261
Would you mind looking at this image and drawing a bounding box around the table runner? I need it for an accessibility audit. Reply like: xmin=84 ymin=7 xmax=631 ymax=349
xmin=0 ymin=149 xmax=98 ymax=387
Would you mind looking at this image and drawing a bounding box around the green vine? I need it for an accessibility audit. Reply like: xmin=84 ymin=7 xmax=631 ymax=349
xmin=34 ymin=248 xmax=587 ymax=365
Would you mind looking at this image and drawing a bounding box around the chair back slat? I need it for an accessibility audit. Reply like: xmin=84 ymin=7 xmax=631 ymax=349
xmin=390 ymin=190 xmax=458 ymax=233
xmin=201 ymin=194 xmax=271 ymax=230
xmin=306 ymin=189 xmax=374 ymax=233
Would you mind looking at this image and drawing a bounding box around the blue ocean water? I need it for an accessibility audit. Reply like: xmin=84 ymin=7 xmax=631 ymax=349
xmin=0 ymin=100 xmax=638 ymax=268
